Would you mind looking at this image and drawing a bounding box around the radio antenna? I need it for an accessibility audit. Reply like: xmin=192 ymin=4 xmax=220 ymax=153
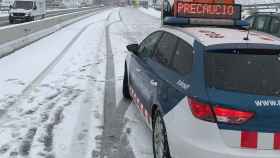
xmin=243 ymin=27 xmax=250 ymax=41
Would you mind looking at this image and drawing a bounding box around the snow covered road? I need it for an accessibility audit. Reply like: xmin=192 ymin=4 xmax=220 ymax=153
xmin=0 ymin=7 xmax=161 ymax=158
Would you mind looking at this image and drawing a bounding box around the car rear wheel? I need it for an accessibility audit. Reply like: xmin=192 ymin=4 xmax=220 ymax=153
xmin=153 ymin=109 xmax=171 ymax=158
xmin=122 ymin=64 xmax=131 ymax=99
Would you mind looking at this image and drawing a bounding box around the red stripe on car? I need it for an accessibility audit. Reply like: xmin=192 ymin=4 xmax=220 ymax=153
xmin=274 ymin=133 xmax=280 ymax=150
xmin=241 ymin=131 xmax=258 ymax=149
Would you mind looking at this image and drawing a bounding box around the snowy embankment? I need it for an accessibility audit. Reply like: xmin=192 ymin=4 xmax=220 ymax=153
xmin=0 ymin=13 xmax=8 ymax=17
xmin=0 ymin=9 xmax=113 ymax=158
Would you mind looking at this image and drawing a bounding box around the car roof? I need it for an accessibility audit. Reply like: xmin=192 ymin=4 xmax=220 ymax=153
xmin=160 ymin=26 xmax=280 ymax=48
xmin=251 ymin=13 xmax=280 ymax=17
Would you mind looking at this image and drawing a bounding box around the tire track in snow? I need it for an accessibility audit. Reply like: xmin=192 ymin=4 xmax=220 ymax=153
xmin=100 ymin=10 xmax=117 ymax=158
xmin=100 ymin=8 xmax=135 ymax=158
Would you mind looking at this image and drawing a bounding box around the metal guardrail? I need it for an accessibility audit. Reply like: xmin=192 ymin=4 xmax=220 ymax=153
xmin=0 ymin=7 xmax=97 ymax=24
xmin=0 ymin=5 xmax=10 ymax=12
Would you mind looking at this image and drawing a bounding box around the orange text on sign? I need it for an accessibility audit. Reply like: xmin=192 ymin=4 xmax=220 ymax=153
xmin=177 ymin=2 xmax=235 ymax=16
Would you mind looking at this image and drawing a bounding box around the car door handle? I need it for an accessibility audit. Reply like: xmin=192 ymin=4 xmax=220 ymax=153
xmin=136 ymin=68 xmax=142 ymax=72
xmin=150 ymin=80 xmax=158 ymax=87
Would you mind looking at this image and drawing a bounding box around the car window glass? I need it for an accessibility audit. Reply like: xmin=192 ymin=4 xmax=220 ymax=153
xmin=270 ymin=18 xmax=280 ymax=36
xmin=153 ymin=33 xmax=178 ymax=67
xmin=254 ymin=16 xmax=267 ymax=31
xmin=172 ymin=40 xmax=193 ymax=75
xmin=138 ymin=31 xmax=163 ymax=58
xmin=246 ymin=16 xmax=255 ymax=28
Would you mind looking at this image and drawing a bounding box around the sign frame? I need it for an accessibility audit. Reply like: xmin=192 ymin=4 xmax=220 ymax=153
xmin=174 ymin=2 xmax=242 ymax=20
xmin=161 ymin=0 xmax=242 ymax=22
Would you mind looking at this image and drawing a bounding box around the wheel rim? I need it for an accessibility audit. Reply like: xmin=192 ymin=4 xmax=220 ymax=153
xmin=154 ymin=116 xmax=165 ymax=158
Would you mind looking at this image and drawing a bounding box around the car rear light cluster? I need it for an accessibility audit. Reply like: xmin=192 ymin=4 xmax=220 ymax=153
xmin=188 ymin=98 xmax=254 ymax=124
xmin=188 ymin=98 xmax=216 ymax=122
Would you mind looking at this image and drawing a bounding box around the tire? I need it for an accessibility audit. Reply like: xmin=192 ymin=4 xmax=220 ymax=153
xmin=123 ymin=64 xmax=131 ymax=99
xmin=9 ymin=16 xmax=14 ymax=24
xmin=9 ymin=19 xmax=14 ymax=24
xmin=153 ymin=108 xmax=171 ymax=158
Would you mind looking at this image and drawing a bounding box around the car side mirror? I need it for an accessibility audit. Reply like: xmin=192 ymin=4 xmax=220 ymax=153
xmin=127 ymin=44 xmax=139 ymax=55
xmin=33 ymin=5 xmax=37 ymax=10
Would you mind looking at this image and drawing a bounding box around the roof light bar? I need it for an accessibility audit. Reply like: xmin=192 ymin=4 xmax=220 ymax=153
xmin=163 ymin=16 xmax=249 ymax=27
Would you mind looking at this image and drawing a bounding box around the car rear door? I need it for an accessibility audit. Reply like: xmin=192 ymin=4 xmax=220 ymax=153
xmin=145 ymin=32 xmax=180 ymax=113
xmin=128 ymin=31 xmax=163 ymax=124
xmin=135 ymin=32 xmax=179 ymax=117
xmin=149 ymin=37 xmax=194 ymax=114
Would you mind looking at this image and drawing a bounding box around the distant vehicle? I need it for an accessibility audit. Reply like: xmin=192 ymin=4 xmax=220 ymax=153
xmin=242 ymin=9 xmax=256 ymax=19
xmin=79 ymin=2 xmax=87 ymax=8
xmin=245 ymin=13 xmax=280 ymax=38
xmin=100 ymin=4 xmax=105 ymax=7
xmin=9 ymin=0 xmax=46 ymax=24
xmin=123 ymin=1 xmax=280 ymax=158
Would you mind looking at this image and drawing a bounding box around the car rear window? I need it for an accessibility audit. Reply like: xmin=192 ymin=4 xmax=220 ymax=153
xmin=205 ymin=49 xmax=280 ymax=96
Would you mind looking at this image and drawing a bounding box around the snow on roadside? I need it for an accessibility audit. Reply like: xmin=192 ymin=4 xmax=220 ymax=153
xmin=0 ymin=9 xmax=112 ymax=158
xmin=125 ymin=105 xmax=153 ymax=158
xmin=138 ymin=7 xmax=161 ymax=19
xmin=0 ymin=12 xmax=97 ymax=111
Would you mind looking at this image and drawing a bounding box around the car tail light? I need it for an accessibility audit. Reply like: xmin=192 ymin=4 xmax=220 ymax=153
xmin=188 ymin=98 xmax=215 ymax=122
xmin=187 ymin=98 xmax=254 ymax=124
xmin=214 ymin=106 xmax=254 ymax=124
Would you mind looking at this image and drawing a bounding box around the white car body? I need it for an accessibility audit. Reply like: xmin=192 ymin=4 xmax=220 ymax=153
xmin=164 ymin=97 xmax=280 ymax=158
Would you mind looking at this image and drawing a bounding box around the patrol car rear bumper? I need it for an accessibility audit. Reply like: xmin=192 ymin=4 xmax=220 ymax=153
xmin=163 ymin=97 xmax=279 ymax=158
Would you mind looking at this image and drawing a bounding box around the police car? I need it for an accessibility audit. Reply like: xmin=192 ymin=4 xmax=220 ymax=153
xmin=123 ymin=0 xmax=280 ymax=158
